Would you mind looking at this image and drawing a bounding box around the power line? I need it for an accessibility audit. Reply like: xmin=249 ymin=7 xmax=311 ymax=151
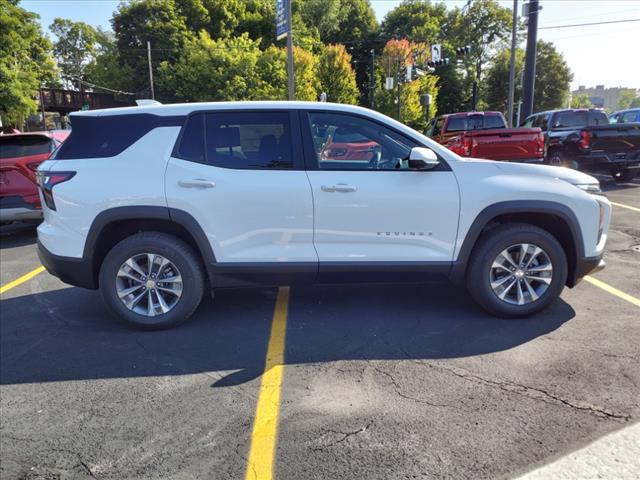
xmin=539 ymin=18 xmax=640 ymax=30
xmin=62 ymin=74 xmax=137 ymax=96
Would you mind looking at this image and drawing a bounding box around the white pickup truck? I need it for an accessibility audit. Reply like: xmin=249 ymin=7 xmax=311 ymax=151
xmin=36 ymin=101 xmax=610 ymax=329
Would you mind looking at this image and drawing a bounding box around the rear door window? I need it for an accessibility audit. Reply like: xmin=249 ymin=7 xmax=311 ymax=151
xmin=622 ymin=111 xmax=639 ymax=123
xmin=205 ymin=111 xmax=293 ymax=169
xmin=0 ymin=136 xmax=52 ymax=159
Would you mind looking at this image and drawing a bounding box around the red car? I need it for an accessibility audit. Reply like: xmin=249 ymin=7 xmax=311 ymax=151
xmin=320 ymin=127 xmax=380 ymax=163
xmin=0 ymin=131 xmax=69 ymax=224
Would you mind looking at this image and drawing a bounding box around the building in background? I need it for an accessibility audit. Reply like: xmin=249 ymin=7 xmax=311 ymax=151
xmin=573 ymin=85 xmax=639 ymax=111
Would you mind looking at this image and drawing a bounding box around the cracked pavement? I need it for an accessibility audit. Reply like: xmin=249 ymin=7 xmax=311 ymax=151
xmin=1 ymin=176 xmax=639 ymax=479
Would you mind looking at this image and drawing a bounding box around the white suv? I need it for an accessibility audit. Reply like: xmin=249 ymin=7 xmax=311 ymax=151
xmin=36 ymin=101 xmax=610 ymax=329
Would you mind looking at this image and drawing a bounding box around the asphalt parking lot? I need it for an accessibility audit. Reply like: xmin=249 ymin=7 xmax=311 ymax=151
xmin=1 ymin=176 xmax=639 ymax=480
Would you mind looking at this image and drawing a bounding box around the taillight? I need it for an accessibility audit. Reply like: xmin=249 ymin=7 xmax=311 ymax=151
xmin=462 ymin=134 xmax=472 ymax=156
xmin=578 ymin=130 xmax=590 ymax=150
xmin=536 ymin=132 xmax=545 ymax=153
xmin=36 ymin=171 xmax=76 ymax=210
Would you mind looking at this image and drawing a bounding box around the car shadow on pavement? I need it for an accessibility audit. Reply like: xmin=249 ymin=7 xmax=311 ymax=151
xmin=0 ymin=223 xmax=38 ymax=249
xmin=0 ymin=282 xmax=574 ymax=387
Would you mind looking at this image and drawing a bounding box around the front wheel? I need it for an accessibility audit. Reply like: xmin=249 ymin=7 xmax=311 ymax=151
xmin=99 ymin=232 xmax=205 ymax=330
xmin=611 ymin=167 xmax=637 ymax=183
xmin=466 ymin=224 xmax=568 ymax=317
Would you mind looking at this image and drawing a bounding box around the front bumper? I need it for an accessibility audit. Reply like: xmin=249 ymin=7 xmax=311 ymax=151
xmin=569 ymin=254 xmax=605 ymax=287
xmin=37 ymin=240 xmax=97 ymax=289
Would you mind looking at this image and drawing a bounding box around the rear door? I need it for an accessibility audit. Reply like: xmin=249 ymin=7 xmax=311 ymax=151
xmin=165 ymin=109 xmax=317 ymax=276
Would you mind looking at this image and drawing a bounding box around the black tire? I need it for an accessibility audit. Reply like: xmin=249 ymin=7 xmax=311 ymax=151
xmin=611 ymin=168 xmax=637 ymax=183
xmin=466 ymin=223 xmax=568 ymax=318
xmin=547 ymin=150 xmax=578 ymax=169
xmin=99 ymin=232 xmax=205 ymax=330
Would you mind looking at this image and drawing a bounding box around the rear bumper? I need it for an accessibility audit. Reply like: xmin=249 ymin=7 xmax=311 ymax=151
xmin=0 ymin=207 xmax=42 ymax=223
xmin=569 ymin=254 xmax=605 ymax=287
xmin=576 ymin=152 xmax=640 ymax=169
xmin=37 ymin=240 xmax=97 ymax=289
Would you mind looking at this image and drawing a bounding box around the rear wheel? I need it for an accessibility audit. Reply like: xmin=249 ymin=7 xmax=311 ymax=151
xmin=466 ymin=224 xmax=567 ymax=317
xmin=611 ymin=167 xmax=637 ymax=183
xmin=547 ymin=150 xmax=578 ymax=169
xmin=99 ymin=232 xmax=205 ymax=330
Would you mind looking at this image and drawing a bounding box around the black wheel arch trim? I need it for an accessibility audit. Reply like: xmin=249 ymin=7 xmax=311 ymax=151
xmin=449 ymin=200 xmax=586 ymax=285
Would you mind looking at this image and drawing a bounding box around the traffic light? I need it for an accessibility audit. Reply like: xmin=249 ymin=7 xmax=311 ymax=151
xmin=427 ymin=58 xmax=450 ymax=68
xmin=456 ymin=45 xmax=472 ymax=56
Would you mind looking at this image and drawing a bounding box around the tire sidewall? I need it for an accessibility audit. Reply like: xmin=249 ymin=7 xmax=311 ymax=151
xmin=100 ymin=235 xmax=203 ymax=330
xmin=469 ymin=227 xmax=568 ymax=317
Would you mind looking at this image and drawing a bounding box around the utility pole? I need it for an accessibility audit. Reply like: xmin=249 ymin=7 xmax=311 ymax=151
xmin=147 ymin=41 xmax=155 ymax=100
xmin=396 ymin=61 xmax=401 ymax=120
xmin=522 ymin=0 xmax=539 ymax=119
xmin=286 ymin=0 xmax=294 ymax=100
xmin=507 ymin=0 xmax=519 ymax=127
xmin=370 ymin=49 xmax=376 ymax=108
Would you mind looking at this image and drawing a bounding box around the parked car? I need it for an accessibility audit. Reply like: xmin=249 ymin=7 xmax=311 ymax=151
xmin=609 ymin=108 xmax=640 ymax=124
xmin=37 ymin=101 xmax=610 ymax=329
xmin=522 ymin=109 xmax=640 ymax=182
xmin=426 ymin=111 xmax=544 ymax=163
xmin=319 ymin=126 xmax=380 ymax=164
xmin=0 ymin=131 xmax=69 ymax=224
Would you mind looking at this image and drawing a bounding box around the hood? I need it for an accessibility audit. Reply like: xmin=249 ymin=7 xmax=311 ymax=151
xmin=490 ymin=160 xmax=599 ymax=186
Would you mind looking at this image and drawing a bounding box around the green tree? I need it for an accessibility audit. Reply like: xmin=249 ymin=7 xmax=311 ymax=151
xmin=318 ymin=44 xmax=358 ymax=104
xmin=293 ymin=45 xmax=320 ymax=101
xmin=485 ymin=41 xmax=573 ymax=122
xmin=49 ymin=18 xmax=98 ymax=89
xmin=630 ymin=97 xmax=640 ymax=109
xmin=571 ymin=93 xmax=593 ymax=109
xmin=157 ymin=32 xmax=267 ymax=101
xmin=380 ymin=0 xmax=448 ymax=44
xmin=84 ymin=28 xmax=136 ymax=94
xmin=447 ymin=0 xmax=514 ymax=105
xmin=617 ymin=90 xmax=638 ymax=110
xmin=112 ymin=0 xmax=194 ymax=100
xmin=0 ymin=0 xmax=57 ymax=127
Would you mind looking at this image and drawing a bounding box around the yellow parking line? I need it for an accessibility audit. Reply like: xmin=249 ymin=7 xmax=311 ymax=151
xmin=584 ymin=275 xmax=640 ymax=308
xmin=0 ymin=266 xmax=45 ymax=295
xmin=611 ymin=201 xmax=640 ymax=213
xmin=245 ymin=286 xmax=290 ymax=480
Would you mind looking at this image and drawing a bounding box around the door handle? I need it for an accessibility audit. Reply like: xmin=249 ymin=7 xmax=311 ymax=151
xmin=321 ymin=183 xmax=357 ymax=193
xmin=178 ymin=179 xmax=216 ymax=189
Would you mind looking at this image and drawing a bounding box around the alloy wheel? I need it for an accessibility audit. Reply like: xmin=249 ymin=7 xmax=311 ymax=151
xmin=115 ymin=253 xmax=183 ymax=316
xmin=489 ymin=243 xmax=553 ymax=306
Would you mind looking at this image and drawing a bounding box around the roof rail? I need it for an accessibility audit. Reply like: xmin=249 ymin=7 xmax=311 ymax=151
xmin=135 ymin=99 xmax=162 ymax=106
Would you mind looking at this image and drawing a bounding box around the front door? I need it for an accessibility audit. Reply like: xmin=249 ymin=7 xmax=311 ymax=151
xmin=302 ymin=111 xmax=459 ymax=277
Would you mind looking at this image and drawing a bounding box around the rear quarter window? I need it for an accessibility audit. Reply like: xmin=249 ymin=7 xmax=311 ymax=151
xmin=55 ymin=114 xmax=184 ymax=159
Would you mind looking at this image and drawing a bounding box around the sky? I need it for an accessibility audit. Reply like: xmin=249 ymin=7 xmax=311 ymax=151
xmin=21 ymin=0 xmax=640 ymax=91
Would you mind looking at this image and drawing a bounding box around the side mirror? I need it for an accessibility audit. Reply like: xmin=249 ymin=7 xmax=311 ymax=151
xmin=409 ymin=147 xmax=439 ymax=170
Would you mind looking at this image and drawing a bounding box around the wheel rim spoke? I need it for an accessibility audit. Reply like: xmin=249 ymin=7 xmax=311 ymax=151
xmin=497 ymin=278 xmax=517 ymax=300
xmin=116 ymin=253 xmax=183 ymax=318
xmin=523 ymin=278 xmax=539 ymax=301
xmin=118 ymin=284 xmax=144 ymax=298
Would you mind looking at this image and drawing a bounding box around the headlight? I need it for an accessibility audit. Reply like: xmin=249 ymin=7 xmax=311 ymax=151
xmin=574 ymin=183 xmax=604 ymax=195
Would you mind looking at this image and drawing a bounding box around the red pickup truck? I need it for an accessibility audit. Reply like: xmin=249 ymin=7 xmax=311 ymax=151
xmin=426 ymin=111 xmax=544 ymax=162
